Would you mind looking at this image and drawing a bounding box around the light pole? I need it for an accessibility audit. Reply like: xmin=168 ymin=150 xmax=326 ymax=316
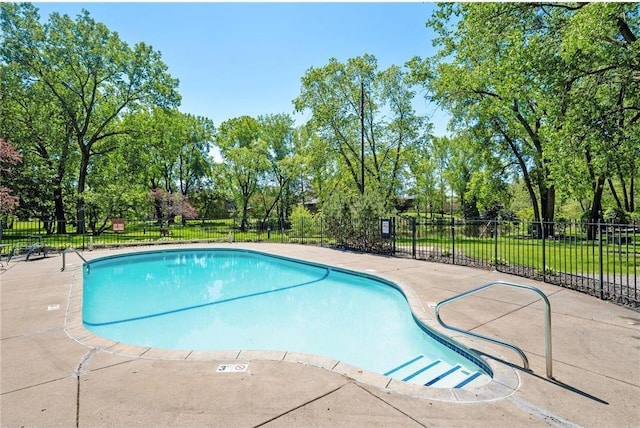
xmin=360 ymin=79 xmax=365 ymax=195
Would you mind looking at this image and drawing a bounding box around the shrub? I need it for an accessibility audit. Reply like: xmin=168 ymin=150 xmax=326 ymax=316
xmin=290 ymin=205 xmax=315 ymax=238
xmin=321 ymin=190 xmax=395 ymax=253
xmin=603 ymin=207 xmax=630 ymax=224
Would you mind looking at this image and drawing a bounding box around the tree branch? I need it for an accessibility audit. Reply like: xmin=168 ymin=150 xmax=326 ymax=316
xmin=618 ymin=15 xmax=637 ymax=44
xmin=527 ymin=2 xmax=588 ymax=11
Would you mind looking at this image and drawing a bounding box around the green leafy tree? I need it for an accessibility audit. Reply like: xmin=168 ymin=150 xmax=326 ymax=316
xmin=295 ymin=54 xmax=427 ymax=205
xmin=82 ymin=147 xmax=148 ymax=234
xmin=215 ymin=116 xmax=269 ymax=231
xmin=418 ymin=2 xmax=639 ymax=236
xmin=0 ymin=60 xmax=77 ymax=233
xmin=121 ymin=108 xmax=214 ymax=220
xmin=0 ymin=3 xmax=180 ymax=233
xmin=293 ymin=124 xmax=341 ymax=206
xmin=419 ymin=3 xmax=561 ymax=232
xmin=546 ymin=3 xmax=639 ymax=224
xmin=257 ymin=113 xmax=300 ymax=228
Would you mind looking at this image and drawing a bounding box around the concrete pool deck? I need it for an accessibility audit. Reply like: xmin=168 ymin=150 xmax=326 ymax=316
xmin=1 ymin=243 xmax=638 ymax=427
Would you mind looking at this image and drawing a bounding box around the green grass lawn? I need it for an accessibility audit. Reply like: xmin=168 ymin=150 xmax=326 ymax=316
xmin=395 ymin=232 xmax=638 ymax=276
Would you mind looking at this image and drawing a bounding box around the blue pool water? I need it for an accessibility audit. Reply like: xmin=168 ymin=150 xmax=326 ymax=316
xmin=83 ymin=249 xmax=491 ymax=389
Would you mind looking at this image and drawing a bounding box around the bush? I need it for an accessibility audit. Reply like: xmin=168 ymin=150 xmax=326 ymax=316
xmin=321 ymin=191 xmax=395 ymax=253
xmin=603 ymin=207 xmax=630 ymax=224
xmin=290 ymin=205 xmax=315 ymax=238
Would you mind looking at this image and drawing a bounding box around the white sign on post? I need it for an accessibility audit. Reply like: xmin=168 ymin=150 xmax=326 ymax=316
xmin=381 ymin=219 xmax=391 ymax=239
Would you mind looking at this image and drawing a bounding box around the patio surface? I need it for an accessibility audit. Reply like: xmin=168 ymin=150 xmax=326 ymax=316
xmin=1 ymin=243 xmax=638 ymax=427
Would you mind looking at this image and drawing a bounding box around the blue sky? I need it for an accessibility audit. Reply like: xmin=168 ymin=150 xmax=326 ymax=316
xmin=34 ymin=2 xmax=447 ymax=134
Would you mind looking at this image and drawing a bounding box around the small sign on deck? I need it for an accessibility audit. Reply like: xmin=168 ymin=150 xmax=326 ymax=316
xmin=216 ymin=364 xmax=248 ymax=373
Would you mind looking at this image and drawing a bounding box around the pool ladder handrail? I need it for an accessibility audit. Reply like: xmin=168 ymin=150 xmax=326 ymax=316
xmin=61 ymin=247 xmax=89 ymax=272
xmin=434 ymin=280 xmax=553 ymax=379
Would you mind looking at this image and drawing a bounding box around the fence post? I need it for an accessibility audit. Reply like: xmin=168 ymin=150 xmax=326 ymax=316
xmin=411 ymin=217 xmax=416 ymax=259
xmin=392 ymin=217 xmax=396 ymax=255
xmin=542 ymin=221 xmax=546 ymax=283
xmin=494 ymin=218 xmax=498 ymax=268
xmin=451 ymin=216 xmax=456 ymax=265
xmin=598 ymin=220 xmax=604 ymax=300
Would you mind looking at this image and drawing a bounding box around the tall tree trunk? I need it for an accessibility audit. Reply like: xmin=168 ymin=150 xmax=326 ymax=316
xmin=587 ymin=176 xmax=606 ymax=240
xmin=76 ymin=149 xmax=90 ymax=235
xmin=54 ymin=185 xmax=66 ymax=235
xmin=608 ymin=177 xmax=623 ymax=210
xmin=241 ymin=198 xmax=249 ymax=232
xmin=630 ymin=172 xmax=635 ymax=213
xmin=539 ymin=184 xmax=556 ymax=237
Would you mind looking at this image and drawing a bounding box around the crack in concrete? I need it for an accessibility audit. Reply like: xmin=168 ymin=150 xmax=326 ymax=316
xmin=1 ymin=326 xmax=64 ymax=341
xmin=0 ymin=376 xmax=72 ymax=395
xmin=509 ymin=396 xmax=582 ymax=428
xmin=75 ymin=348 xmax=100 ymax=428
xmin=252 ymin=381 xmax=350 ymax=427
xmin=354 ymin=382 xmax=429 ymax=427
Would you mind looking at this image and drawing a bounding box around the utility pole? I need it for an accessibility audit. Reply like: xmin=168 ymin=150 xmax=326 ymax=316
xmin=360 ymin=79 xmax=365 ymax=195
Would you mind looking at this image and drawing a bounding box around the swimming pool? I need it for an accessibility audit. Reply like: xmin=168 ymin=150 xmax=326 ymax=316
xmin=83 ymin=248 xmax=491 ymax=389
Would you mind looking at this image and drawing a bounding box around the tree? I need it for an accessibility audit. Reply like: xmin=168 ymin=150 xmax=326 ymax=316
xmin=293 ymin=123 xmax=341 ymax=206
xmin=120 ymin=108 xmax=214 ymax=220
xmin=147 ymin=188 xmax=197 ymax=227
xmin=419 ymin=2 xmax=639 ymax=236
xmin=215 ymin=116 xmax=269 ymax=231
xmin=82 ymin=145 xmax=148 ymax=235
xmin=418 ymin=3 xmax=563 ymax=234
xmin=1 ymin=3 xmax=180 ymax=233
xmin=294 ymin=54 xmax=427 ymax=206
xmin=546 ymin=3 xmax=639 ymax=225
xmin=406 ymin=140 xmax=437 ymax=217
xmin=176 ymin=114 xmax=215 ymax=198
xmin=257 ymin=113 xmax=300 ymax=228
xmin=0 ymin=138 xmax=21 ymax=217
xmin=0 ymin=59 xmax=77 ymax=233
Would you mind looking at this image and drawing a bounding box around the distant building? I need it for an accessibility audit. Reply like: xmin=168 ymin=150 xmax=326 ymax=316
xmin=302 ymin=197 xmax=319 ymax=213
xmin=395 ymin=195 xmax=416 ymax=213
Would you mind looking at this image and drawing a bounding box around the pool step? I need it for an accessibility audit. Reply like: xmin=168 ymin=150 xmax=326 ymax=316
xmin=384 ymin=355 xmax=488 ymax=389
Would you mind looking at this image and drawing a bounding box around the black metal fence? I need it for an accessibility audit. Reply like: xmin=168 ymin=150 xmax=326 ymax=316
xmin=1 ymin=216 xmax=637 ymax=309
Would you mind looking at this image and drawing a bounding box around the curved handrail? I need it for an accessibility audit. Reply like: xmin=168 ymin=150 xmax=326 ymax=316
xmin=435 ymin=280 xmax=552 ymax=378
xmin=61 ymin=247 xmax=89 ymax=272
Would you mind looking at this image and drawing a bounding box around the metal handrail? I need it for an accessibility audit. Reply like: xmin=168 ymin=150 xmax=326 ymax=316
xmin=61 ymin=247 xmax=89 ymax=272
xmin=435 ymin=280 xmax=553 ymax=378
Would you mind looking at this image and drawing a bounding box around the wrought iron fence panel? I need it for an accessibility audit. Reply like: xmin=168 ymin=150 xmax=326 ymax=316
xmin=0 ymin=216 xmax=636 ymax=309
